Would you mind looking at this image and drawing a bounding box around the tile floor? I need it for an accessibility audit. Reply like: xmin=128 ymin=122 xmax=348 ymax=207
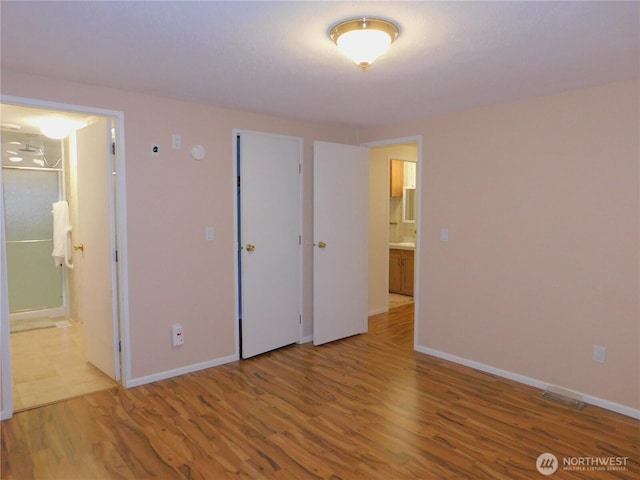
xmin=389 ymin=292 xmax=414 ymax=309
xmin=10 ymin=320 xmax=118 ymax=411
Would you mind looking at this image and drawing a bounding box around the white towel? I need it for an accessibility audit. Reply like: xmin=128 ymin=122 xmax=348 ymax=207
xmin=52 ymin=201 xmax=71 ymax=266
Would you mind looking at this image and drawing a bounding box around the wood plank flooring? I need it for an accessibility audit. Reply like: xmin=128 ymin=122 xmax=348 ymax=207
xmin=2 ymin=305 xmax=638 ymax=479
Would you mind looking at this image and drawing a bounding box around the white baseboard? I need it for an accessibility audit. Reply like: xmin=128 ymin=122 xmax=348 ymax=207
xmin=368 ymin=307 xmax=388 ymax=316
xmin=126 ymin=354 xmax=239 ymax=388
xmin=415 ymin=345 xmax=640 ymax=420
xmin=10 ymin=306 xmax=67 ymax=321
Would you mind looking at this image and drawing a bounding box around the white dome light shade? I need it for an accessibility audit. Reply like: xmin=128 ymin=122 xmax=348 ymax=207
xmin=37 ymin=117 xmax=86 ymax=139
xmin=337 ymin=29 xmax=392 ymax=66
xmin=330 ymin=17 xmax=399 ymax=70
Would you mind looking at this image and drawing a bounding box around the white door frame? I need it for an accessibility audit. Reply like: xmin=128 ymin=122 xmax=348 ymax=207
xmin=232 ymin=129 xmax=304 ymax=358
xmin=361 ymin=135 xmax=423 ymax=346
xmin=0 ymin=95 xmax=131 ymax=419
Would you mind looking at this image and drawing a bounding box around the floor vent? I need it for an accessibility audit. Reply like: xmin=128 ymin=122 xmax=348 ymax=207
xmin=542 ymin=387 xmax=586 ymax=410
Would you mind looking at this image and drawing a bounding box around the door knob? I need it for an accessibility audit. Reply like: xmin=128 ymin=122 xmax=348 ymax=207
xmin=318 ymin=241 xmax=327 ymax=249
xmin=246 ymin=244 xmax=256 ymax=252
xmin=73 ymin=243 xmax=84 ymax=252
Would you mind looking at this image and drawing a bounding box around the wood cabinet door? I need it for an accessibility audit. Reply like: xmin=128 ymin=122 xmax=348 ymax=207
xmin=402 ymin=249 xmax=414 ymax=296
xmin=389 ymin=249 xmax=403 ymax=293
xmin=390 ymin=160 xmax=404 ymax=197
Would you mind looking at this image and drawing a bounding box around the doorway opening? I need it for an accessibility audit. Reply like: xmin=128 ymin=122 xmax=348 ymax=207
xmin=365 ymin=138 xmax=421 ymax=324
xmin=388 ymin=157 xmax=417 ymax=308
xmin=1 ymin=101 xmax=126 ymax=413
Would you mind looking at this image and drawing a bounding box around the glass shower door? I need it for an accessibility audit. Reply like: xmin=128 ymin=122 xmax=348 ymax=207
xmin=3 ymin=168 xmax=63 ymax=314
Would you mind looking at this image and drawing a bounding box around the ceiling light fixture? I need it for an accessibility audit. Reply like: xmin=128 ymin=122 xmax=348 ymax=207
xmin=330 ymin=17 xmax=399 ymax=70
xmin=37 ymin=117 xmax=86 ymax=139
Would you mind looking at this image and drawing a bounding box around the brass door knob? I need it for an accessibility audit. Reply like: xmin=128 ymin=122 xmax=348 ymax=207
xmin=73 ymin=243 xmax=84 ymax=252
xmin=318 ymin=241 xmax=327 ymax=249
xmin=246 ymin=244 xmax=256 ymax=252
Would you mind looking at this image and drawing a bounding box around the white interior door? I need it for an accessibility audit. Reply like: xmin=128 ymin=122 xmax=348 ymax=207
xmin=313 ymin=141 xmax=369 ymax=345
xmin=240 ymin=132 xmax=301 ymax=358
xmin=75 ymin=118 xmax=120 ymax=380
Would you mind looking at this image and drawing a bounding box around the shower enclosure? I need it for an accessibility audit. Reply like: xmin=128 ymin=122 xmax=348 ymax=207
xmin=2 ymin=132 xmax=67 ymax=323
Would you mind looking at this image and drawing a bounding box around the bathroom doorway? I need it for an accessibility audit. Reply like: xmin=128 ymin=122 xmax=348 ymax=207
xmin=1 ymin=102 xmax=123 ymax=411
xmin=366 ymin=140 xmax=421 ymax=317
xmin=388 ymin=157 xmax=417 ymax=308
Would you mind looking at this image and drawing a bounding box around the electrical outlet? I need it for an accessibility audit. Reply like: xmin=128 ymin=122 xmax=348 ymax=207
xmin=593 ymin=345 xmax=606 ymax=364
xmin=172 ymin=324 xmax=184 ymax=347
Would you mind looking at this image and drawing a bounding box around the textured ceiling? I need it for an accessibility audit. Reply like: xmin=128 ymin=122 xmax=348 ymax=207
xmin=1 ymin=1 xmax=638 ymax=127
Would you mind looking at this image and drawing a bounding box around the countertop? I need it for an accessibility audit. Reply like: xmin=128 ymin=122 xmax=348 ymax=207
xmin=389 ymin=242 xmax=415 ymax=251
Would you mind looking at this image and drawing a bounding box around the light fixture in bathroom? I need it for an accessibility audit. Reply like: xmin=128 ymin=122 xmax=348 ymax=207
xmin=37 ymin=117 xmax=85 ymax=139
xmin=9 ymin=156 xmax=23 ymax=163
xmin=330 ymin=17 xmax=399 ymax=70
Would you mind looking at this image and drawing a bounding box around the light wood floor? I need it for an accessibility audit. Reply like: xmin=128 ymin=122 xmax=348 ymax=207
xmin=2 ymin=305 xmax=638 ymax=479
xmin=10 ymin=321 xmax=118 ymax=411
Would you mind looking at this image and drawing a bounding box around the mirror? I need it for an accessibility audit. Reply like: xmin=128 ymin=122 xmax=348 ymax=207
xmin=402 ymin=187 xmax=416 ymax=223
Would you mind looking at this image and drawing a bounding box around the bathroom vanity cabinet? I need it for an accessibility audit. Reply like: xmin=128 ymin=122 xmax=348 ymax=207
xmin=389 ymin=248 xmax=414 ymax=296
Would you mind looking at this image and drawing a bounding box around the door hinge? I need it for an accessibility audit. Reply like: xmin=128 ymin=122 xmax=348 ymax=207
xmin=299 ymin=164 xmax=302 ymax=174
xmin=299 ymin=235 xmax=302 ymax=245
xmin=114 ymin=250 xmax=118 ymax=262
xmin=112 ymin=142 xmax=116 ymax=155
xmin=237 ymin=176 xmax=241 ymax=187
xmin=299 ymin=314 xmax=302 ymax=324
xmin=118 ymin=341 xmax=122 ymax=352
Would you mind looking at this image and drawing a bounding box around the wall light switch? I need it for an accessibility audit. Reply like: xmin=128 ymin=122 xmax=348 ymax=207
xmin=440 ymin=228 xmax=449 ymax=242
xmin=205 ymin=226 xmax=214 ymax=241
xmin=172 ymin=134 xmax=182 ymax=150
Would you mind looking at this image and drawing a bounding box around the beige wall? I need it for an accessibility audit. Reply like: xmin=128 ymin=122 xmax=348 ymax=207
xmin=2 ymin=70 xmax=638 ymax=414
xmin=0 ymin=70 xmax=358 ymax=390
xmin=361 ymin=80 xmax=640 ymax=410
xmin=368 ymin=144 xmax=418 ymax=314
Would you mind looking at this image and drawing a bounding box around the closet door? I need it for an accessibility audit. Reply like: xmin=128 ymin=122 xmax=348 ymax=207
xmin=313 ymin=141 xmax=369 ymax=345
xmin=239 ymin=132 xmax=301 ymax=358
